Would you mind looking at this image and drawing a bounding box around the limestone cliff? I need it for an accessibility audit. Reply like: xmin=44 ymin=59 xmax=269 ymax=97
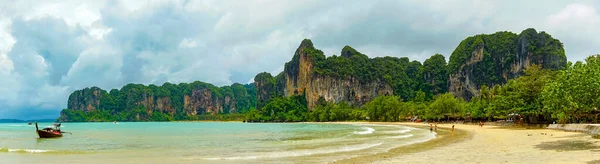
xmin=300 ymin=75 xmax=392 ymax=109
xmin=277 ymin=39 xmax=393 ymax=109
xmin=448 ymin=28 xmax=567 ymax=100
xmin=254 ymin=72 xmax=284 ymax=109
xmin=183 ymin=88 xmax=229 ymax=115
xmin=67 ymin=87 xmax=104 ymax=112
xmin=60 ymin=82 xmax=256 ymax=122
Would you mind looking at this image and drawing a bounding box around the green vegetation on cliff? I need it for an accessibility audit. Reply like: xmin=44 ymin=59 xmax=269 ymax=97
xmin=448 ymin=31 xmax=518 ymax=75
xmin=448 ymin=28 xmax=566 ymax=89
xmin=61 ymin=28 xmax=597 ymax=124
xmin=422 ymin=54 xmax=448 ymax=97
xmin=254 ymin=72 xmax=285 ymax=109
xmin=251 ymin=61 xmax=599 ymax=123
xmin=285 ymin=40 xmax=429 ymax=101
xmin=59 ymin=82 xmax=257 ymax=122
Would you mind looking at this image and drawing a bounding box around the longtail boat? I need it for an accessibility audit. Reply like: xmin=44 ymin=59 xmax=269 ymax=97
xmin=35 ymin=122 xmax=63 ymax=138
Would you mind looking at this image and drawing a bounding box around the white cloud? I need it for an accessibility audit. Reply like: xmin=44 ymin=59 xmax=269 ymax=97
xmin=178 ymin=38 xmax=199 ymax=48
xmin=60 ymin=44 xmax=123 ymax=90
xmin=0 ymin=27 xmax=15 ymax=73
xmin=546 ymin=2 xmax=600 ymax=60
xmin=549 ymin=3 xmax=599 ymax=25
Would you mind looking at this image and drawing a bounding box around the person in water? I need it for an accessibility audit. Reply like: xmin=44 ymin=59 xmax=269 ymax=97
xmin=430 ymin=124 xmax=433 ymax=132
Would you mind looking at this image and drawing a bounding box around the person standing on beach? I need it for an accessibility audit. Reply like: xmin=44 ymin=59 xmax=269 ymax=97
xmin=452 ymin=124 xmax=455 ymax=132
xmin=434 ymin=123 xmax=438 ymax=132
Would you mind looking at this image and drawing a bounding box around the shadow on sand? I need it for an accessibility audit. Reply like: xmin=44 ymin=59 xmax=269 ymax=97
xmin=535 ymin=139 xmax=600 ymax=151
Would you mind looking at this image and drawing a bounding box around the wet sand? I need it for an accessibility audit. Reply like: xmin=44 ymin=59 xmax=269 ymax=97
xmin=338 ymin=122 xmax=600 ymax=164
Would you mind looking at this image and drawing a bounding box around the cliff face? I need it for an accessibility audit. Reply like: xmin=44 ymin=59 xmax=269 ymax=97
xmin=67 ymin=87 xmax=104 ymax=112
xmin=183 ymin=88 xmax=231 ymax=115
xmin=60 ymin=82 xmax=256 ymax=122
xmin=448 ymin=46 xmax=485 ymax=100
xmin=449 ymin=29 xmax=567 ymax=100
xmin=280 ymin=39 xmax=393 ymax=109
xmin=254 ymin=72 xmax=284 ymax=109
xmin=131 ymin=94 xmax=179 ymax=117
xmin=300 ymin=75 xmax=392 ymax=109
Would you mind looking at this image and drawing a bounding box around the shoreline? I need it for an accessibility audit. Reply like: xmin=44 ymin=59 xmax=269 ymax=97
xmin=331 ymin=122 xmax=600 ymax=164
xmin=4 ymin=121 xmax=599 ymax=164
xmin=332 ymin=122 xmax=471 ymax=164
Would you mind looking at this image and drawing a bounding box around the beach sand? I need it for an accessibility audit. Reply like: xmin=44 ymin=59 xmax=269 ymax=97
xmin=338 ymin=122 xmax=600 ymax=164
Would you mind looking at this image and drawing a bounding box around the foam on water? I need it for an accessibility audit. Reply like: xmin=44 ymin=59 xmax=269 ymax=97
xmin=381 ymin=129 xmax=411 ymax=134
xmin=387 ymin=134 xmax=414 ymax=139
xmin=190 ymin=142 xmax=383 ymax=160
xmin=353 ymin=127 xmax=375 ymax=135
xmin=0 ymin=147 xmax=88 ymax=154
xmin=6 ymin=148 xmax=54 ymax=153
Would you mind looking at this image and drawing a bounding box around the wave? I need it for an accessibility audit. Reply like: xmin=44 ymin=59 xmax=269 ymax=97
xmin=0 ymin=147 xmax=88 ymax=154
xmin=0 ymin=148 xmax=54 ymax=153
xmin=353 ymin=127 xmax=375 ymax=135
xmin=186 ymin=142 xmax=383 ymax=161
xmin=187 ymin=142 xmax=383 ymax=160
xmin=386 ymin=134 xmax=414 ymax=139
xmin=381 ymin=129 xmax=411 ymax=134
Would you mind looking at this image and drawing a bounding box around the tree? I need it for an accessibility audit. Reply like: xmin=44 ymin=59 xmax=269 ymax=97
xmin=363 ymin=96 xmax=404 ymax=122
xmin=428 ymin=93 xmax=464 ymax=121
xmin=542 ymin=55 xmax=600 ymax=123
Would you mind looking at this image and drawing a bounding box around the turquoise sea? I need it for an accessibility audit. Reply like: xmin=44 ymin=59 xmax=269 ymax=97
xmin=0 ymin=122 xmax=435 ymax=164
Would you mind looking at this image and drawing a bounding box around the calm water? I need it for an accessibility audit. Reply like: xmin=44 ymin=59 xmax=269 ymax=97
xmin=0 ymin=122 xmax=435 ymax=164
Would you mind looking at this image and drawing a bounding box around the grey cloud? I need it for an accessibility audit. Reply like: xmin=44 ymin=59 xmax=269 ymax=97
xmin=10 ymin=17 xmax=86 ymax=85
xmin=0 ymin=0 xmax=599 ymax=119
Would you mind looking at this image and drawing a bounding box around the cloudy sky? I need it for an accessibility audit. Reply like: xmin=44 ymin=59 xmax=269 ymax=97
xmin=0 ymin=0 xmax=599 ymax=119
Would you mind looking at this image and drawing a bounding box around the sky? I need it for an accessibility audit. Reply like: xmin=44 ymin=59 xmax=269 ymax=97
xmin=0 ymin=0 xmax=599 ymax=119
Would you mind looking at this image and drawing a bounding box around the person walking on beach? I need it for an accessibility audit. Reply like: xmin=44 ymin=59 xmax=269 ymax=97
xmin=452 ymin=124 xmax=455 ymax=132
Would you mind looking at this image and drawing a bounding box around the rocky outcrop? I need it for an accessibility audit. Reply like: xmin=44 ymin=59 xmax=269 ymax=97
xmin=254 ymin=72 xmax=284 ymax=109
xmin=62 ymin=82 xmax=255 ymax=121
xmin=301 ymin=75 xmax=392 ymax=109
xmin=155 ymin=97 xmax=175 ymax=115
xmin=67 ymin=87 xmax=235 ymax=116
xmin=449 ymin=29 xmax=567 ymax=100
xmin=183 ymin=89 xmax=224 ymax=115
xmin=279 ymin=39 xmax=393 ymax=109
xmin=67 ymin=87 xmax=104 ymax=112
xmin=448 ymin=46 xmax=485 ymax=100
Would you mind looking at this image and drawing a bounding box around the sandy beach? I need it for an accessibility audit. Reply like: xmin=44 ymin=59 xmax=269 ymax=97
xmin=338 ymin=122 xmax=600 ymax=164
